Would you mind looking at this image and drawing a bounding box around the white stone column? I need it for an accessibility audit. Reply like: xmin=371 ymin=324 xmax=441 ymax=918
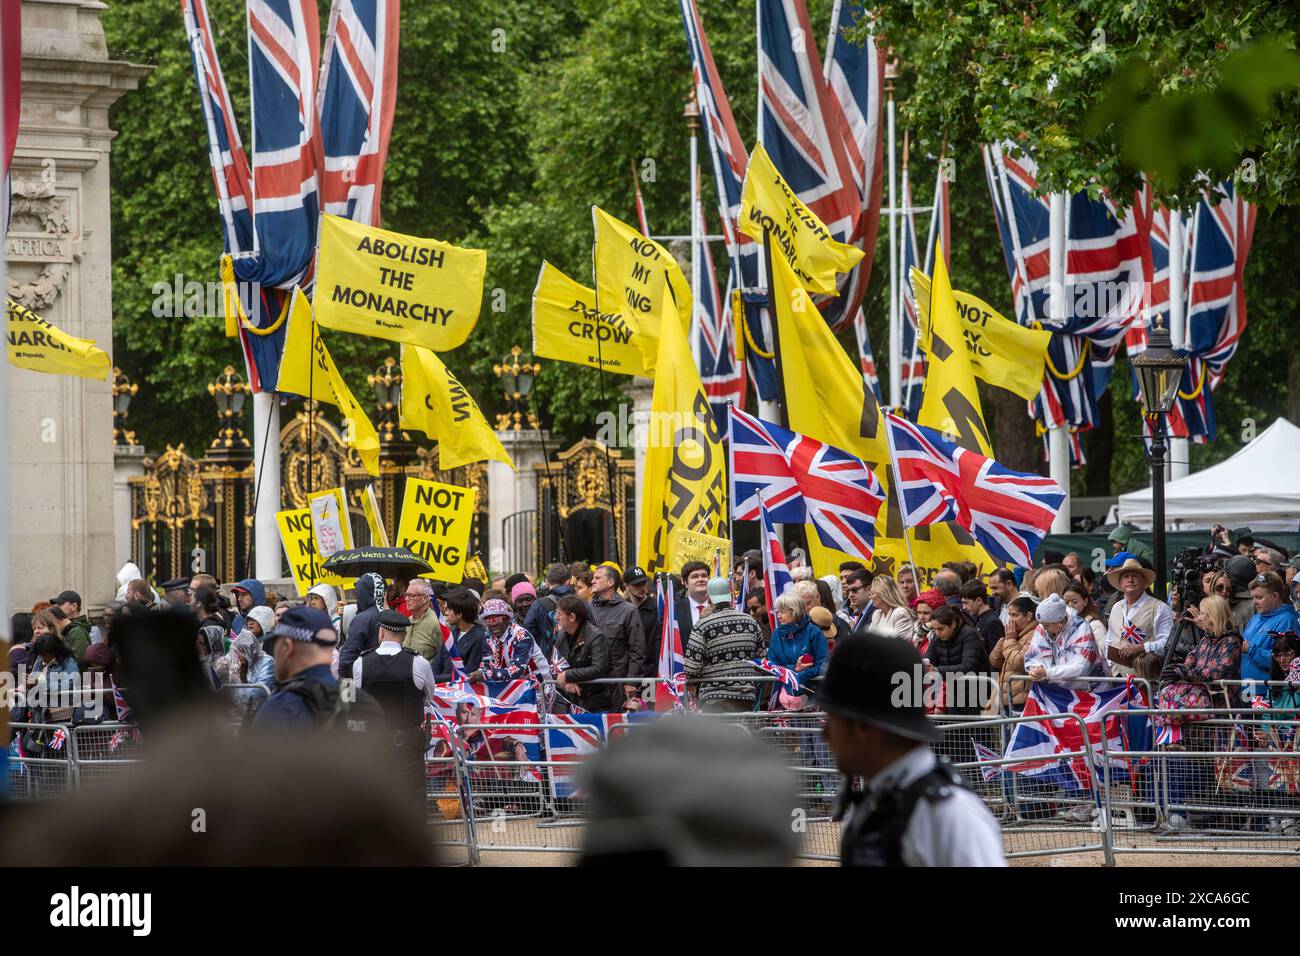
xmin=112 ymin=444 xmax=145 ymax=571
xmin=6 ymin=1 xmax=148 ymax=612
xmin=627 ymin=376 xmax=654 ymax=562
xmin=487 ymin=429 xmax=552 ymax=574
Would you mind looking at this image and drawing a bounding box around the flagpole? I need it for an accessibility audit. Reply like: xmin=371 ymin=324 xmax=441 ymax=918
xmin=687 ymin=93 xmax=702 ymax=373
xmin=1047 ymin=192 xmax=1071 ymax=533
xmin=754 ymin=0 xmax=780 ymax=428
xmin=589 ymin=239 xmax=623 ymax=562
xmin=885 ymin=62 xmax=899 ymax=412
xmin=307 ymin=317 xmax=317 ymax=583
xmin=881 ymin=411 xmax=920 ymax=581
xmin=1167 ymin=209 xmax=1189 ymax=481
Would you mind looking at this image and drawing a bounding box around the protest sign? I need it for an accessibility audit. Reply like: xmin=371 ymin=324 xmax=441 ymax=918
xmin=667 ymin=529 xmax=731 ymax=576
xmin=308 ymin=488 xmax=352 ymax=557
xmin=361 ymin=483 xmax=389 ymax=546
xmin=396 ymin=478 xmax=477 ymax=580
xmin=531 ymin=260 xmax=646 ymax=376
xmin=277 ymin=507 xmax=351 ymax=596
xmin=463 ymin=554 xmax=488 ymax=584
xmin=313 ymin=213 xmax=486 ymax=351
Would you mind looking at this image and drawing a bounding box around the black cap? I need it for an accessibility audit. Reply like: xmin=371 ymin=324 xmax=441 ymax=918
xmin=160 ymin=578 xmax=189 ymax=592
xmin=809 ymin=633 xmax=938 ymax=742
xmin=378 ymin=609 xmax=412 ymax=633
xmin=625 ymin=566 xmax=650 ymax=585
xmin=50 ymin=590 xmax=81 ymax=606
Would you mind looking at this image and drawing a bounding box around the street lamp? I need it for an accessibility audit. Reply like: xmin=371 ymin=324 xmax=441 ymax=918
xmin=492 ymin=345 xmax=540 ymax=430
xmin=111 ymin=367 xmax=139 ymax=447
xmin=1131 ymin=319 xmax=1188 ymax=601
xmin=368 ymin=356 xmax=402 ymax=441
xmin=206 ymin=365 xmax=251 ymax=457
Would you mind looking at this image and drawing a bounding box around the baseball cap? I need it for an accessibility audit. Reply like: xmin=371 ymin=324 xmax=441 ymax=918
xmin=1104 ymin=551 xmax=1135 ymax=569
xmin=50 ymin=590 xmax=81 ymax=606
xmin=625 ymin=566 xmax=650 ymax=585
xmin=706 ymin=576 xmax=732 ymax=605
xmin=269 ymin=606 xmax=337 ymax=647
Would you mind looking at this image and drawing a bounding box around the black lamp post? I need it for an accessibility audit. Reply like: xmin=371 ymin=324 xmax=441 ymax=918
xmin=1131 ymin=320 xmax=1188 ymax=601
xmin=111 ymin=367 xmax=139 ymax=447
xmin=492 ymin=345 xmax=540 ymax=430
xmin=206 ymin=365 xmax=252 ymax=461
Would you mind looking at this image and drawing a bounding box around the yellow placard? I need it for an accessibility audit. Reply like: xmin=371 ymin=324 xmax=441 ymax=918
xmin=395 ymin=479 xmax=477 ymax=580
xmin=463 ymin=554 xmax=488 ymax=583
xmin=667 ymin=529 xmax=731 ymax=576
xmin=531 ymin=260 xmax=646 ymax=376
xmin=591 ymin=206 xmax=691 ymax=372
xmin=313 ymin=213 xmax=487 ymax=352
xmin=739 ymin=143 xmax=864 ymax=296
xmin=276 ymin=507 xmax=351 ymax=596
xmin=6 ymin=299 xmax=110 ymax=380
xmin=361 ymin=483 xmax=389 ymax=547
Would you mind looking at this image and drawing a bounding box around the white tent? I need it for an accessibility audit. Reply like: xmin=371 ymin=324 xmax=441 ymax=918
xmin=1116 ymin=418 xmax=1300 ymax=531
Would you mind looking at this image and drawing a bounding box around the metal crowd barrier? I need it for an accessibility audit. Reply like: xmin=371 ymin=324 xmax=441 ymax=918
xmin=6 ymin=722 xmax=78 ymax=799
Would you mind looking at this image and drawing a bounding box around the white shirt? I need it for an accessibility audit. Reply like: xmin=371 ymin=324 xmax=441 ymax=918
xmin=687 ymin=595 xmax=709 ymax=627
xmin=352 ymin=639 xmax=437 ymax=705
xmin=845 ymin=746 xmax=1007 ymax=867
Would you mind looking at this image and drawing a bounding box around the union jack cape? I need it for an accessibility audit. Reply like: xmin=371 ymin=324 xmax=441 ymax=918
xmin=886 ymin=412 xmax=1065 ymax=568
xmin=730 ymin=406 xmax=885 ymax=561
xmin=1003 ymin=682 xmax=1143 ymax=790
xmin=983 ymin=142 xmax=1144 ymax=453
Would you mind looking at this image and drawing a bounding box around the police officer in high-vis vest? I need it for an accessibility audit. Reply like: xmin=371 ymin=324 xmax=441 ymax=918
xmin=352 ymin=610 xmax=436 ymax=800
xmin=814 ymin=633 xmax=1006 ymax=867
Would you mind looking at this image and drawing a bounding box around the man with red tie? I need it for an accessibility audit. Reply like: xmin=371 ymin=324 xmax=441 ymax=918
xmin=673 ymin=560 xmax=713 ymax=651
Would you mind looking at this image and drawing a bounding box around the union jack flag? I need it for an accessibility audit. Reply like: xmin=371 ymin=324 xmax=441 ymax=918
xmin=730 ymin=406 xmax=885 ymax=560
xmin=694 ymin=205 xmax=746 ymax=431
xmin=429 ymin=679 xmax=539 ymax=744
xmin=751 ymin=657 xmax=800 ymax=698
xmin=1004 ymin=682 xmax=1140 ymax=790
xmin=983 ymin=142 xmax=1144 ymax=439
xmin=655 ymin=576 xmax=687 ymax=712
xmin=759 ymin=497 xmax=794 ymax=622
xmin=431 ymin=600 xmax=467 ymax=681
xmin=1267 ymin=745 xmax=1300 ymax=793
xmin=897 ymin=160 xmax=951 ymax=418
xmin=759 ymin=0 xmax=863 ymax=332
xmin=183 ymin=0 xmax=323 ymax=392
xmin=852 ymin=311 xmax=884 ymax=405
xmin=679 ymin=0 xmax=771 ymax=401
xmin=1215 ymin=724 xmax=1256 ymax=793
xmin=1127 ymin=179 xmax=1255 ymax=443
xmin=111 ymin=680 xmax=133 ymax=723
xmin=543 ymin=713 xmax=655 ymax=798
xmin=48 ymin=727 xmax=67 ymax=752
xmin=822 ymin=0 xmax=886 ymax=332
xmin=886 ymin=412 xmax=1065 ymax=568
xmin=316 ymin=0 xmax=400 ymax=227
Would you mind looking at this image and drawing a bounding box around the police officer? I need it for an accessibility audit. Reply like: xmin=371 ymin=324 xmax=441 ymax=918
xmin=814 ymin=633 xmax=1006 ymax=867
xmin=352 ymin=610 xmax=437 ymax=800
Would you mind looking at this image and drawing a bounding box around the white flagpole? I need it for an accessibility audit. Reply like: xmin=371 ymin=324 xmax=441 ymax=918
xmin=882 ymin=411 xmax=919 ymax=577
xmin=886 ymin=71 xmax=900 ymax=411
xmin=688 ymin=95 xmax=702 ymax=372
xmin=1047 ymin=191 xmax=1071 ymax=533
xmin=1167 ymin=209 xmax=1189 ymax=481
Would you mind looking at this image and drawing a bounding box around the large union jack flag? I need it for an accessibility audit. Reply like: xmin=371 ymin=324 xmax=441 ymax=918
xmin=1003 ymin=683 xmax=1141 ymax=790
xmin=886 ymin=412 xmax=1065 ymax=568
xmin=429 ymin=679 xmax=540 ymax=744
xmin=983 ymin=142 xmax=1144 ymax=439
xmin=1126 ymin=179 xmax=1255 ymax=443
xmin=730 ymin=406 xmax=885 ymax=560
xmin=317 ymin=0 xmax=400 ymax=227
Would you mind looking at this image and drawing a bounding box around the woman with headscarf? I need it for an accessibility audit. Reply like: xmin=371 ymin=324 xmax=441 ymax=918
xmin=1023 ymin=593 xmax=1107 ymax=691
xmin=910 ymin=588 xmax=946 ymax=657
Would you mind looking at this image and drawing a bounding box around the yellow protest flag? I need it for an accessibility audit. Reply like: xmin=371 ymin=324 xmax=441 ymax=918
xmin=531 ymin=261 xmax=646 ymax=376
xmin=6 ymin=299 xmax=110 ymax=380
xmin=361 ymin=483 xmax=389 ymax=546
xmin=739 ymin=143 xmax=864 ymax=296
xmin=276 ymin=288 xmax=381 ymax=476
xmin=399 ymin=344 xmax=513 ymax=471
xmin=772 ymin=247 xmax=993 ymax=583
xmin=313 ymin=213 xmax=487 ymax=351
xmin=917 ymin=244 xmax=994 ymax=457
xmin=911 ymin=269 xmax=1050 ymax=402
xmin=637 ymin=293 xmax=727 ymax=574
xmin=591 ymin=206 xmax=691 ymax=372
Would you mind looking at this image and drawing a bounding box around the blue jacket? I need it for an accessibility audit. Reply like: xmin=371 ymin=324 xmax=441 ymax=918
xmin=1241 ymin=604 xmax=1300 ymax=687
xmin=765 ymin=618 xmax=829 ymax=690
xmin=523 ymin=584 xmax=574 ymax=658
xmin=339 ymin=573 xmax=385 ymax=676
xmin=252 ymin=663 xmax=336 ymax=732
xmin=231 ymin=578 xmax=266 ymax=633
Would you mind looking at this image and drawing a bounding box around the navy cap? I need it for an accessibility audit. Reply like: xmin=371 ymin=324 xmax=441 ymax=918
xmin=270 ymin=606 xmax=337 ymax=646
xmin=50 ymin=590 xmax=82 ymax=606
xmin=625 ymin=566 xmax=649 ymax=585
xmin=1104 ymin=551 xmax=1135 ymax=569
xmin=378 ymin=609 xmax=412 ymax=632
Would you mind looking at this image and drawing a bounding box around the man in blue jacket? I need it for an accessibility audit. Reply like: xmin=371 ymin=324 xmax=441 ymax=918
xmin=1242 ymin=571 xmax=1299 ymax=697
xmin=230 ymin=578 xmax=266 ymax=633
xmin=523 ymin=563 xmax=576 ymax=659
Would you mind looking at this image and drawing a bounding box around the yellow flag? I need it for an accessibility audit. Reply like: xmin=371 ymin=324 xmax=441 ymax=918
xmin=637 ymin=293 xmax=727 ymax=574
xmin=773 ymin=248 xmax=994 ymax=584
xmin=6 ymin=299 xmax=110 ymax=380
xmin=917 ymin=244 xmax=994 ymax=457
xmin=911 ymin=269 xmax=1050 ymax=401
xmin=531 ymin=261 xmax=646 ymax=376
xmin=313 ymin=213 xmax=487 ymax=351
xmin=591 ymin=206 xmax=691 ymax=372
xmin=399 ymin=344 xmax=514 ymax=471
xmin=276 ymin=288 xmax=381 ymax=476
xmin=739 ymin=143 xmax=864 ymax=295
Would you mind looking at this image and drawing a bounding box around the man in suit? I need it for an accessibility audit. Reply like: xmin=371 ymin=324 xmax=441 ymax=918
xmin=673 ymin=560 xmax=712 ymax=649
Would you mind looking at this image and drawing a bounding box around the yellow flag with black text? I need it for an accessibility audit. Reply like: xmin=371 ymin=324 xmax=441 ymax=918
xmin=276 ymin=288 xmax=381 ymax=476
xmin=911 ymin=269 xmax=1050 ymax=402
xmin=399 ymin=344 xmax=513 ymax=471
xmin=531 ymin=261 xmax=646 ymax=376
xmin=637 ymin=293 xmax=727 ymax=574
xmin=917 ymin=244 xmax=994 ymax=457
xmin=591 ymin=207 xmax=691 ymax=372
xmin=313 ymin=213 xmax=487 ymax=352
xmin=773 ymin=248 xmax=994 ymax=584
xmin=6 ymin=299 xmax=110 ymax=380
xmin=739 ymin=143 xmax=863 ymax=295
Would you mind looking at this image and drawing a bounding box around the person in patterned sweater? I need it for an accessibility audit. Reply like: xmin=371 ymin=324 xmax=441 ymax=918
xmin=684 ymin=577 xmax=764 ymax=714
